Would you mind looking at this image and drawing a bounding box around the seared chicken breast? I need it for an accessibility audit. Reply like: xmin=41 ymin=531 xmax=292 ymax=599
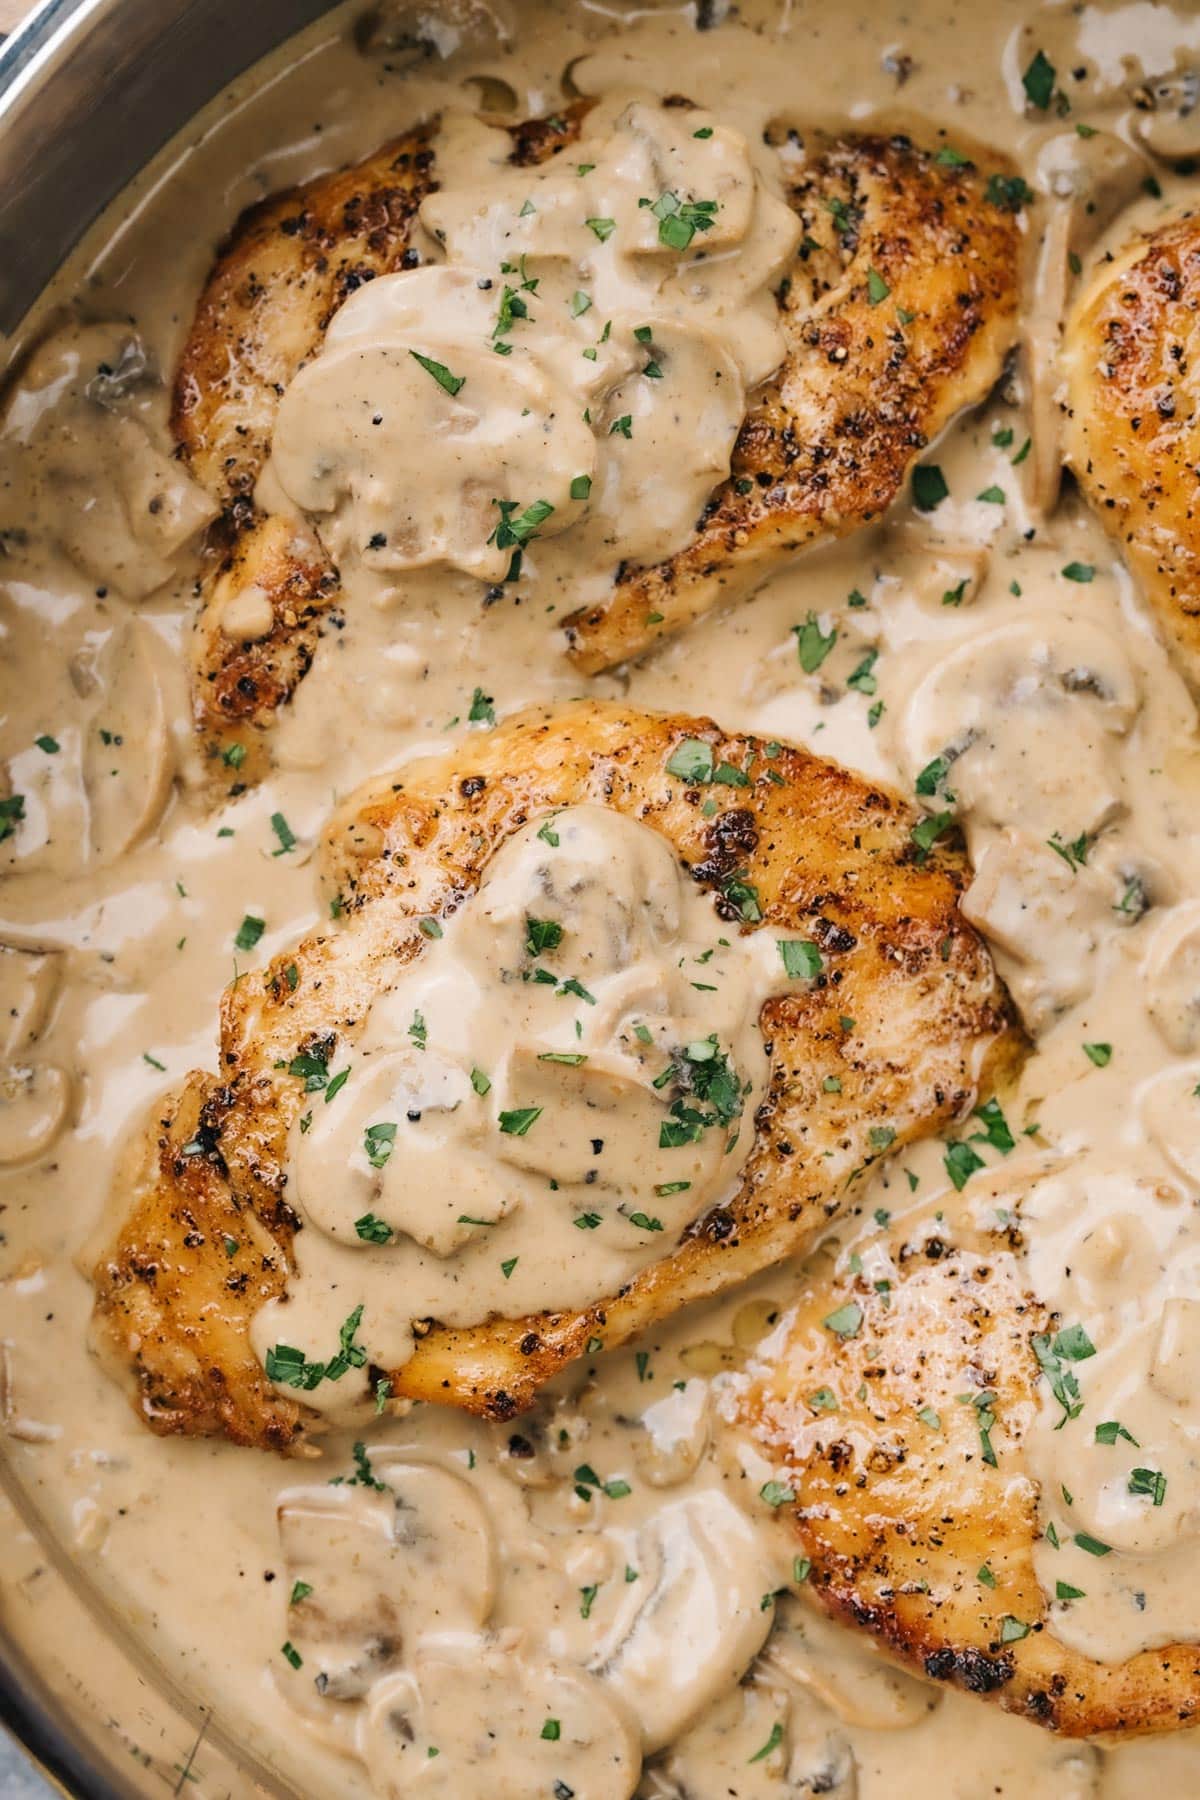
xmin=564 ymin=132 xmax=1023 ymax=673
xmin=90 ymin=702 xmax=1015 ymax=1452
xmin=1064 ymin=210 xmax=1200 ymax=695
xmin=174 ymin=118 xmax=1021 ymax=771
xmin=736 ymin=1196 xmax=1200 ymax=1737
xmin=173 ymin=112 xmax=581 ymax=774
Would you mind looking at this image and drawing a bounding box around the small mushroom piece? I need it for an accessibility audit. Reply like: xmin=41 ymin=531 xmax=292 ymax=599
xmin=1035 ymin=129 xmax=1154 ymax=256
xmin=652 ymin=1676 xmax=858 ymax=1799
xmin=1143 ymin=902 xmax=1200 ymax=1054
xmin=277 ymin=1459 xmax=497 ymax=1708
xmin=961 ymin=830 xmax=1117 ymax=1036
xmin=82 ymin=620 xmax=175 ymax=865
xmin=0 ymin=944 xmax=61 ymax=1059
xmin=898 ymin=615 xmax=1139 ymax=846
xmin=1139 ymin=1062 xmax=1200 ymax=1186
xmin=1025 ymin=131 xmax=1152 ymax=514
xmin=765 ymin=1594 xmax=934 ymax=1732
xmin=1133 ymin=66 xmax=1200 ymax=161
xmin=360 ymin=1637 xmax=641 ymax=1799
xmin=590 ymin=1490 xmax=776 ymax=1752
xmin=288 ymin=1044 xmax=521 ymax=1255
xmin=0 ymin=322 xmax=217 ymax=596
xmin=0 ymin=1063 xmax=71 ymax=1164
xmin=635 ymin=1379 xmax=710 ymax=1488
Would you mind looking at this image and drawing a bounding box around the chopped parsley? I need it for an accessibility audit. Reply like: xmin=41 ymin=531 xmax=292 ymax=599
xmin=648 ymin=189 xmax=718 ymax=251
xmin=409 ymin=349 xmax=465 ymax=396
xmin=1022 ymin=48 xmax=1056 ymax=110
xmin=355 ymin=1212 xmax=393 ymax=1244
xmin=748 ymin=1722 xmax=783 ymax=1764
xmin=1074 ymin=1533 xmax=1112 ymax=1557
xmin=498 ymin=1105 xmax=542 ymax=1136
xmin=823 ymin=1301 xmax=863 ymax=1340
xmin=265 ymin=1304 xmax=368 ymax=1391
xmin=235 ymin=914 xmax=264 ymax=951
xmin=846 ymin=649 xmax=878 ymax=694
xmin=987 ymin=172 xmax=1033 ymax=213
xmin=490 ymin=497 xmax=554 ymax=551
xmin=1032 ymin=1323 xmax=1095 ymax=1426
xmin=526 ymin=916 xmax=564 ymax=956
xmin=944 ymin=1139 xmax=985 ymax=1191
xmin=911 ymin=811 xmax=954 ymax=860
xmin=759 ymin=1479 xmax=795 ymax=1508
xmin=779 ymin=938 xmax=823 ymax=979
xmin=794 ymin=611 xmax=838 ymax=673
xmin=912 ymin=464 xmax=949 ymax=511
xmin=1128 ymin=1466 xmax=1167 ymax=1507
xmin=363 ymin=1121 xmax=397 ymax=1169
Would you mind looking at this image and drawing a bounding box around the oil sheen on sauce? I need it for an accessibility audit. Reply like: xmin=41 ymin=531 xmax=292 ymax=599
xmin=3 ymin=0 xmax=1200 ymax=1794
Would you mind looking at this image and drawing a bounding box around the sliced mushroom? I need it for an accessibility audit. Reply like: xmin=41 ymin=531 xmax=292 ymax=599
xmin=1133 ymin=66 xmax=1200 ymax=160
xmin=1143 ymin=902 xmax=1200 ymax=1054
xmin=82 ymin=620 xmax=175 ymax=865
xmin=277 ymin=1458 xmax=497 ymax=1712
xmin=0 ymin=944 xmax=61 ymax=1059
xmin=961 ymin=829 xmax=1118 ymax=1036
xmin=0 ymin=321 xmax=217 ymax=597
xmin=0 ymin=1063 xmax=71 ymax=1164
xmin=898 ymin=614 xmax=1139 ymax=845
xmin=634 ymin=1380 xmax=710 ymax=1488
xmin=765 ymin=1594 xmax=934 ymax=1732
xmin=650 ymin=1676 xmax=857 ymax=1799
xmin=1023 ymin=130 xmax=1153 ymax=513
xmin=590 ymin=1490 xmax=776 ymax=1752
xmin=360 ymin=1637 xmax=641 ymax=1799
xmin=493 ymin=1395 xmax=588 ymax=1490
xmin=290 ymin=1043 xmax=521 ymax=1255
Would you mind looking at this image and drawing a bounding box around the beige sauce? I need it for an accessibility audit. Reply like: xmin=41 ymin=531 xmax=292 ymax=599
xmin=5 ymin=0 xmax=1200 ymax=1795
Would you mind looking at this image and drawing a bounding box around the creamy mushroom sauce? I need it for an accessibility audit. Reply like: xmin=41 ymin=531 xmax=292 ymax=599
xmin=5 ymin=0 xmax=1200 ymax=1795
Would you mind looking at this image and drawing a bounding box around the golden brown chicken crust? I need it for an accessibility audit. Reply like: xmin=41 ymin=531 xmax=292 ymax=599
xmin=737 ymin=1210 xmax=1200 ymax=1737
xmin=562 ymin=132 xmax=1023 ymax=672
xmin=193 ymin=511 xmax=340 ymax=781
xmin=91 ymin=702 xmax=1017 ymax=1452
xmin=1064 ymin=210 xmax=1200 ymax=694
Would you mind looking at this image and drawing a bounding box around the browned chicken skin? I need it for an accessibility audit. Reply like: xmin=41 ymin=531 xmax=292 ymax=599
xmin=173 ymin=116 xmax=1021 ymax=773
xmin=90 ymin=702 xmax=1015 ymax=1452
xmin=1064 ymin=209 xmax=1200 ymax=696
xmin=736 ymin=1198 xmax=1200 ymax=1738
